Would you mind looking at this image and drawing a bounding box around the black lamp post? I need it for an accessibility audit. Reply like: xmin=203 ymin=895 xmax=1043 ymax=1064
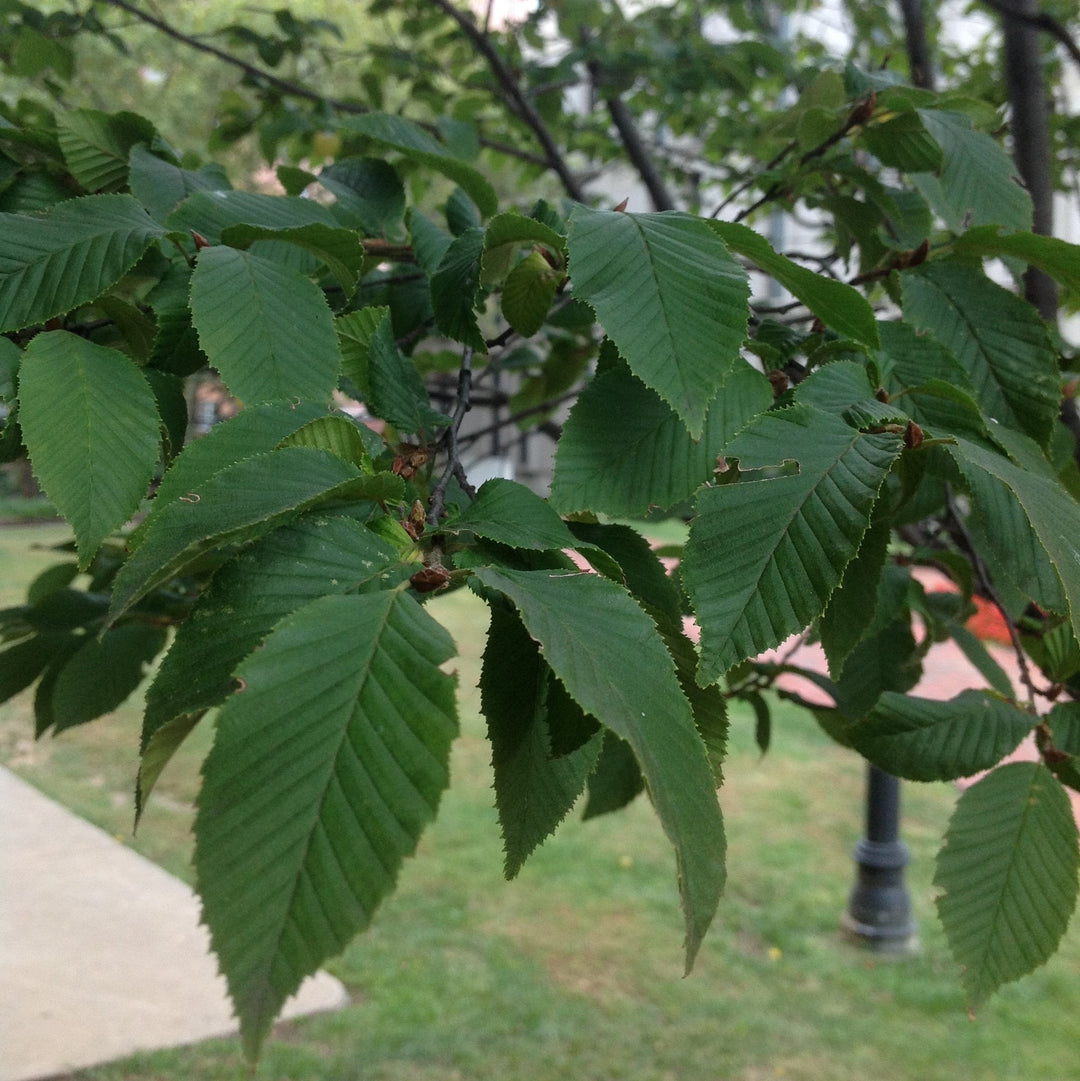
xmin=842 ymin=764 xmax=918 ymax=952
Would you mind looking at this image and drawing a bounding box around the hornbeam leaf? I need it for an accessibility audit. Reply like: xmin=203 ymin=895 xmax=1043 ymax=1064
xmin=195 ymin=590 xmax=457 ymax=1059
xmin=552 ymin=359 xmax=772 ymax=517
xmin=441 ymin=477 xmax=576 ymax=551
xmin=166 ymin=189 xmax=339 ymax=245
xmin=480 ymin=602 xmax=601 ymax=878
xmin=710 ymin=221 xmax=879 ymax=347
xmin=189 ymin=246 xmax=342 ymax=405
xmin=341 ymin=113 xmax=497 ymax=217
xmin=684 ymin=404 xmax=902 ymax=684
xmin=567 ymin=206 xmax=749 ymax=439
xmin=430 ymin=227 xmax=486 ymax=350
xmin=472 ymin=565 xmax=726 ymax=970
xmin=0 ymin=194 xmax=165 ymax=332
xmin=138 ymin=514 xmax=410 ymax=811
xmin=953 ymin=226 xmax=1080 ymax=295
xmin=935 ymin=762 xmax=1079 ymax=1005
xmin=18 ymin=332 xmax=160 ymax=568
xmin=848 ymin=689 xmax=1035 ymax=781
xmin=901 ymin=263 xmax=1058 ymax=447
xmin=109 ymin=447 xmax=365 ymax=621
xmin=56 ymin=108 xmax=156 ymax=193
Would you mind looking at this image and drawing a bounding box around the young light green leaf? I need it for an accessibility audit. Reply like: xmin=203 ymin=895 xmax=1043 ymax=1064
xmin=196 ymin=590 xmax=458 ymax=1059
xmin=935 ymin=762 xmax=1079 ymax=1005
xmin=710 ymin=221 xmax=878 ymax=347
xmin=18 ymin=332 xmax=160 ymax=568
xmin=189 ymin=245 xmax=342 ymax=405
xmin=552 ymin=360 xmax=772 ymax=517
xmin=56 ymin=108 xmax=156 ymax=193
xmin=567 ymin=206 xmax=749 ymax=439
xmin=481 ymin=602 xmax=601 ymax=878
xmin=472 ymin=565 xmax=726 ymax=971
xmin=276 ymin=415 xmax=374 ymax=470
xmin=0 ymin=194 xmax=165 ymax=332
xmin=848 ymin=689 xmax=1035 ymax=781
xmin=109 ymin=447 xmax=365 ymax=621
xmin=901 ymin=263 xmax=1058 ymax=447
xmin=341 ymin=112 xmax=497 ymax=216
xmin=482 ymin=211 xmax=566 ymax=284
xmin=501 ymin=250 xmax=561 ymax=337
xmin=684 ymin=404 xmax=902 ymax=684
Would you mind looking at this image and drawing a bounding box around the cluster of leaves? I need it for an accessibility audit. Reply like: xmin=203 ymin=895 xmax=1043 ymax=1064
xmin=1 ymin=1 xmax=1080 ymax=1064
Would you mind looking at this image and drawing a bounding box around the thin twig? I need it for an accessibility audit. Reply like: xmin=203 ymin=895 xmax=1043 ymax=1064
xmin=428 ymin=347 xmax=476 ymax=526
xmin=979 ymin=0 xmax=1080 ymax=72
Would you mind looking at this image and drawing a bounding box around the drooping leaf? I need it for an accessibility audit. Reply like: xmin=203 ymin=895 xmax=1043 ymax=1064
xmin=710 ymin=220 xmax=878 ymax=347
xmin=366 ymin=311 xmax=450 ymax=434
xmin=49 ymin=623 xmax=168 ymax=734
xmin=935 ymin=762 xmax=1078 ymax=1005
xmin=429 ymin=226 xmax=486 ymax=350
xmin=18 ymin=332 xmax=160 ymax=568
xmin=684 ymin=404 xmax=902 ymax=684
xmin=341 ymin=112 xmax=497 ymax=216
xmin=583 ymin=729 xmax=645 ymax=819
xmin=139 ymin=514 xmax=410 ymax=810
xmin=0 ymin=194 xmax=165 ymax=332
xmin=441 ymin=477 xmax=575 ymax=551
xmin=953 ymin=226 xmax=1080 ymax=295
xmin=567 ymin=206 xmax=749 ymax=438
xmin=189 ymin=245 xmax=342 ymax=405
xmin=480 ymin=602 xmax=601 ymax=878
xmin=317 ymin=157 xmax=405 ymax=236
xmin=848 ymin=689 xmax=1035 ymax=781
xmin=552 ymin=359 xmax=772 ymax=517
xmin=472 ymin=565 xmax=725 ymax=970
xmin=336 ymin=306 xmax=388 ymax=395
xmin=901 ymin=263 xmax=1058 ymax=447
xmin=109 ymin=447 xmax=366 ymax=621
xmin=196 ymin=590 xmax=458 ymax=1058
xmin=56 ymin=108 xmax=156 ymax=193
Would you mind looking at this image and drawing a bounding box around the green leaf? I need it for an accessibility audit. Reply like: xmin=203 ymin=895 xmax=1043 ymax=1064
xmin=317 ymin=157 xmax=405 ymax=236
xmin=128 ymin=145 xmax=232 ymax=224
xmin=482 ymin=211 xmax=566 ymax=284
xmin=366 ymin=311 xmax=449 ymax=434
xmin=480 ymin=602 xmax=601 ymax=878
xmin=902 ymin=263 xmax=1058 ymax=447
xmin=49 ymin=623 xmax=167 ymax=734
xmin=196 ymin=590 xmax=458 ymax=1058
xmin=189 ymin=245 xmax=342 ymax=404
xmin=935 ymin=762 xmax=1079 ymax=1005
xmin=429 ymin=226 xmax=486 ymax=350
xmin=0 ymin=635 xmax=59 ymax=703
xmin=18 ymin=332 xmax=161 ymax=568
xmin=915 ymin=110 xmax=1032 ymax=232
xmin=472 ymin=565 xmax=725 ymax=971
xmin=848 ymin=689 xmax=1034 ymax=781
xmin=861 ymin=110 xmax=943 ymax=171
xmin=583 ymin=730 xmax=645 ymax=818
xmin=139 ymin=514 xmax=409 ymax=809
xmin=221 ymin=222 xmax=367 ymax=298
xmin=950 ymin=436 xmax=1080 ymax=641
xmin=710 ymin=221 xmax=878 ymax=347
xmin=109 ymin=447 xmax=366 ymax=621
xmin=341 ymin=112 xmax=497 ymax=217
xmin=501 ymin=250 xmax=561 ymax=337
xmin=56 ymin=109 xmax=156 ymax=193
xmin=567 ymin=206 xmax=749 ymax=439
xmin=275 ymin=415 xmax=374 ymax=470
xmin=335 ymin=306 xmax=388 ymax=395
xmin=0 ymin=193 xmax=165 ymax=332
xmin=552 ymin=359 xmax=772 ymax=517
xmin=684 ymin=405 xmax=902 ymax=684
xmin=441 ymin=478 xmax=575 ymax=550
xmin=167 ymin=189 xmax=339 ymax=245
xmin=953 ymin=226 xmax=1080 ymax=295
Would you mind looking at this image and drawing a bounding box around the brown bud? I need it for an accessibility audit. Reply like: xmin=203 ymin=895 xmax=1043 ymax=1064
xmin=766 ymin=369 xmax=789 ymax=398
xmin=903 ymin=420 xmax=924 ymax=449
xmin=190 ymin=230 xmax=210 ymax=250
xmin=410 ymin=565 xmax=450 ymax=594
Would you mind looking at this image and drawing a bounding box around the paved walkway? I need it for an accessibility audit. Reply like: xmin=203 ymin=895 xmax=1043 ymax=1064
xmin=0 ymin=767 xmax=348 ymax=1081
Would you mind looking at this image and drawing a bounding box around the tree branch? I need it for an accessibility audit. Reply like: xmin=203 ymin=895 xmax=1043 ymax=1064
xmin=428 ymin=347 xmax=476 ymax=526
xmin=979 ymin=0 xmax=1080 ymax=72
xmin=426 ymin=0 xmax=587 ymax=202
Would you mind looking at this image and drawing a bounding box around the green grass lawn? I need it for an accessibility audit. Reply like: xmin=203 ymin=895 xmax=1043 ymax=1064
xmin=1 ymin=523 xmax=1078 ymax=1081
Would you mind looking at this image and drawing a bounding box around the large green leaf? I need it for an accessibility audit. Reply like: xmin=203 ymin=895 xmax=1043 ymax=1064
xmin=567 ymin=206 xmax=749 ymax=439
xmin=901 ymin=263 xmax=1058 ymax=447
xmin=109 ymin=447 xmax=365 ymax=621
xmin=56 ymin=109 xmax=156 ymax=193
xmin=317 ymin=157 xmax=405 ymax=237
xmin=953 ymin=226 xmax=1080 ymax=295
xmin=139 ymin=514 xmax=410 ymax=811
xmin=341 ymin=112 xmax=497 ymax=217
xmin=950 ymin=436 xmax=1080 ymax=640
xmin=196 ymin=590 xmax=458 ymax=1058
xmin=18 ymin=332 xmax=160 ymax=568
xmin=472 ymin=566 xmax=726 ymax=970
xmin=128 ymin=145 xmax=232 ymax=224
xmin=166 ymin=189 xmax=339 ymax=245
xmin=441 ymin=477 xmax=575 ymax=551
xmin=189 ymin=245 xmax=342 ymax=405
xmin=480 ymin=602 xmax=601 ymax=878
xmin=710 ymin=221 xmax=878 ymax=347
xmin=915 ymin=110 xmax=1032 ymax=232
xmin=0 ymin=193 xmax=165 ymax=332
xmin=848 ymin=690 xmax=1035 ymax=781
xmin=935 ymin=762 xmax=1078 ymax=1005
xmin=683 ymin=405 xmax=902 ymax=684
xmin=551 ymin=359 xmax=772 ymax=516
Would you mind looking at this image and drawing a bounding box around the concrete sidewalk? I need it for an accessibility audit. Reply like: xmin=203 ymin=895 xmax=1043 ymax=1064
xmin=0 ymin=767 xmax=348 ymax=1081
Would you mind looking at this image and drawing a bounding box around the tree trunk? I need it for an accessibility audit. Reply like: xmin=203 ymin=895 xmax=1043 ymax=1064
xmin=897 ymin=0 xmax=935 ymax=89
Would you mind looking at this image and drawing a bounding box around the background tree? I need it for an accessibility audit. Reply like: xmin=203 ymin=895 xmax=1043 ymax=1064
xmin=1 ymin=0 xmax=1079 ymax=1062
